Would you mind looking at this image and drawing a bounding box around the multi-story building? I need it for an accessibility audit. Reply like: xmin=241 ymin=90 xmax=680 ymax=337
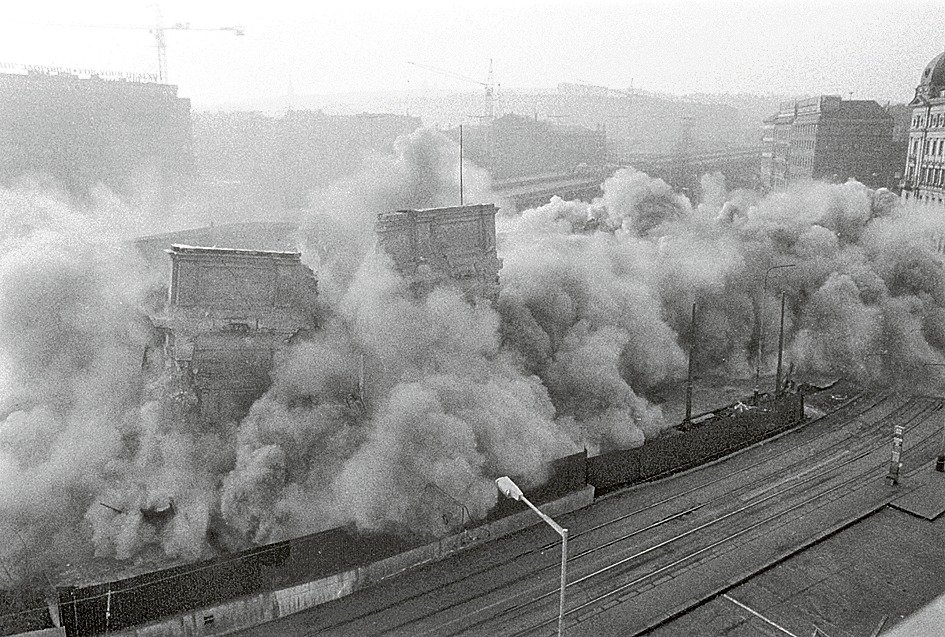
xmin=451 ymin=114 xmax=607 ymax=180
xmin=193 ymin=110 xmax=421 ymax=216
xmin=902 ymin=50 xmax=945 ymax=204
xmin=760 ymin=96 xmax=895 ymax=190
xmin=0 ymin=68 xmax=193 ymax=203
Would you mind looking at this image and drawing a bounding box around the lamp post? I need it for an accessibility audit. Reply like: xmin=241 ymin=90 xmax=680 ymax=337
xmin=496 ymin=476 xmax=568 ymax=637
xmin=755 ymin=264 xmax=796 ymax=402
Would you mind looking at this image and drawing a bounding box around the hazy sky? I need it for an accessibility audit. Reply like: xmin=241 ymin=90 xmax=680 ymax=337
xmin=0 ymin=0 xmax=942 ymax=108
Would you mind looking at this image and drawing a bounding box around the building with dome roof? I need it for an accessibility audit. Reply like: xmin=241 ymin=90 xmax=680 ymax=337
xmin=902 ymin=50 xmax=945 ymax=203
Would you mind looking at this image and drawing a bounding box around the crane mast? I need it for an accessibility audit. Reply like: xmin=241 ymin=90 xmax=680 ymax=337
xmin=407 ymin=59 xmax=496 ymax=121
xmin=150 ymin=5 xmax=244 ymax=83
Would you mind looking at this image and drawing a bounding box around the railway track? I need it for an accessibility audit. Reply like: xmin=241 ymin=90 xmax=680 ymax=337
xmin=491 ymin=401 xmax=944 ymax=637
xmin=303 ymin=390 xmax=932 ymax=637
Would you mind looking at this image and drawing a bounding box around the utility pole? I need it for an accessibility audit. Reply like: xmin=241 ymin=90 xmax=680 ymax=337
xmin=685 ymin=302 xmax=697 ymax=425
xmin=756 ymin=264 xmax=796 ymax=403
xmin=775 ymin=293 xmax=787 ymax=395
xmin=921 ymin=362 xmax=945 ymax=472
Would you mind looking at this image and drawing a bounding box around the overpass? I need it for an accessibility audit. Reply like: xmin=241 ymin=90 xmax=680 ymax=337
xmin=492 ymin=147 xmax=763 ymax=210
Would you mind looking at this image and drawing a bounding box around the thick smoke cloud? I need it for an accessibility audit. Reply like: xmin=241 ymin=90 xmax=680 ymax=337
xmin=0 ymin=187 xmax=173 ymax=583
xmin=3 ymin=129 xmax=945 ymax=590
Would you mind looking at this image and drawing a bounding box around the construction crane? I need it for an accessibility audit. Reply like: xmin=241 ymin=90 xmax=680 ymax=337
xmin=407 ymin=59 xmax=496 ymax=121
xmin=150 ymin=4 xmax=244 ymax=83
xmin=29 ymin=4 xmax=244 ymax=84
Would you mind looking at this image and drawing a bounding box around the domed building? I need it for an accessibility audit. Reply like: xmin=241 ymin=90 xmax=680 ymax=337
xmin=903 ymin=50 xmax=945 ymax=203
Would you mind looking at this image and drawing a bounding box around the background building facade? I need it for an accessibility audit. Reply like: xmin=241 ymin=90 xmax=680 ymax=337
xmin=760 ymin=95 xmax=895 ymax=190
xmin=451 ymin=114 xmax=608 ymax=180
xmin=0 ymin=70 xmax=193 ymax=204
xmin=902 ymin=50 xmax=945 ymax=204
xmin=193 ymin=110 xmax=421 ymax=218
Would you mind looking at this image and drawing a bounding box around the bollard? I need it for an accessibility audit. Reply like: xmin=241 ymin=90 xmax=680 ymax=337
xmin=886 ymin=424 xmax=904 ymax=485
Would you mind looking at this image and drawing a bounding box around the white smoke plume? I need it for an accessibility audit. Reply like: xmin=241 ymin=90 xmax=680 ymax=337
xmin=0 ymin=187 xmax=175 ymax=582
xmin=3 ymin=129 xmax=945 ymax=590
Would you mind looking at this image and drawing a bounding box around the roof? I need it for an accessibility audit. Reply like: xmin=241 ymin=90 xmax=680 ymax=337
xmin=166 ymin=244 xmax=302 ymax=260
xmin=137 ymin=221 xmax=298 ymax=243
xmin=837 ymin=100 xmax=892 ymax=120
xmin=912 ymin=50 xmax=945 ymax=104
xmin=919 ymin=50 xmax=945 ymax=89
xmin=377 ymin=203 xmax=498 ymax=222
xmin=401 ymin=203 xmax=497 ymax=213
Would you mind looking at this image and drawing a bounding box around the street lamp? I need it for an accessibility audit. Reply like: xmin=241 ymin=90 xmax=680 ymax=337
xmin=496 ymin=476 xmax=569 ymax=637
xmin=755 ymin=264 xmax=796 ymax=402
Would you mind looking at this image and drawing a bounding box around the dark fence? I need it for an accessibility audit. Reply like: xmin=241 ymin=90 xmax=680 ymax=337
xmin=0 ymin=588 xmax=54 ymax=635
xmin=55 ymin=451 xmax=590 ymax=637
xmin=57 ymin=525 xmax=419 ymax=637
xmin=486 ymin=450 xmax=588 ymax=522
xmin=589 ymin=392 xmax=804 ymax=493
xmin=587 ymin=447 xmax=642 ymax=491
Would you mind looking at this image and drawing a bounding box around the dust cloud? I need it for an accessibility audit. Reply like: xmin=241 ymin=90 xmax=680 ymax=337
xmin=1 ymin=129 xmax=944 ymax=584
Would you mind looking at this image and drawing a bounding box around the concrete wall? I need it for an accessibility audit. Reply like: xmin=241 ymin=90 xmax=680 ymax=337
xmin=100 ymin=486 xmax=594 ymax=637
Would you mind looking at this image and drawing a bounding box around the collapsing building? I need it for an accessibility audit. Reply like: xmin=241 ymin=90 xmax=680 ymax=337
xmin=5 ymin=205 xmax=814 ymax=637
xmin=376 ymin=203 xmax=503 ymax=301
xmin=152 ymin=204 xmax=498 ymax=426
xmin=153 ymin=245 xmax=319 ymax=426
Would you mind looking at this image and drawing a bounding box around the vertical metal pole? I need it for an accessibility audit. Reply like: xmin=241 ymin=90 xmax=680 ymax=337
xmin=755 ymin=279 xmax=766 ymax=404
xmin=775 ymin=292 xmax=786 ymax=396
xmin=459 ymin=124 xmax=464 ymax=206
xmin=937 ymin=410 xmax=945 ymax=472
xmin=685 ymin=302 xmax=697 ymax=424
xmin=757 ymin=264 xmax=795 ymax=403
xmin=358 ymin=353 xmax=365 ymax=402
xmin=921 ymin=363 xmax=945 ymax=472
xmin=519 ymin=494 xmax=568 ymax=636
xmin=558 ymin=528 xmax=568 ymax=637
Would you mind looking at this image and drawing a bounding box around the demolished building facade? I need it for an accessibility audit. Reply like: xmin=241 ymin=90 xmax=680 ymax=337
xmin=376 ymin=203 xmax=503 ymax=301
xmin=153 ymin=245 xmax=319 ymax=426
xmin=151 ymin=204 xmax=499 ymax=426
